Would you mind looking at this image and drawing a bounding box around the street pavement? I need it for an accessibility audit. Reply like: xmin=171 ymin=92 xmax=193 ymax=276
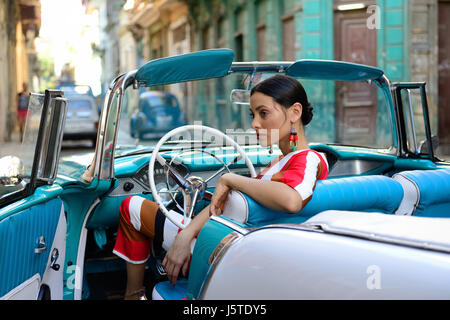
xmin=2 ymin=130 xmax=95 ymax=158
xmin=4 ymin=128 xmax=449 ymax=162
xmin=2 ymin=131 xmax=22 ymax=156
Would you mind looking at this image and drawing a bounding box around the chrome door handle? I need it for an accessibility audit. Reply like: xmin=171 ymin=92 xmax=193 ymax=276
xmin=50 ymin=248 xmax=60 ymax=271
xmin=35 ymin=236 xmax=47 ymax=254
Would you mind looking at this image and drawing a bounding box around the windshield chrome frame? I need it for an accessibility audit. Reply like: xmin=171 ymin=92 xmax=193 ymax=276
xmin=89 ymin=60 xmax=400 ymax=181
xmin=90 ymin=70 xmax=137 ymax=181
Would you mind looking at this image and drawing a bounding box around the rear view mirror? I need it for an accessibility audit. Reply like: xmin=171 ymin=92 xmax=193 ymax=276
xmin=230 ymin=89 xmax=250 ymax=105
xmin=418 ymin=135 xmax=439 ymax=154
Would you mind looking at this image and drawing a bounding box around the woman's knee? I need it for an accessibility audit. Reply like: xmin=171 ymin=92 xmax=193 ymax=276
xmin=120 ymin=196 xmax=157 ymax=231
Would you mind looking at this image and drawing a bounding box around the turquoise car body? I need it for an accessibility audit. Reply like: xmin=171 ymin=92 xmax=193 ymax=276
xmin=1 ymin=49 xmax=449 ymax=300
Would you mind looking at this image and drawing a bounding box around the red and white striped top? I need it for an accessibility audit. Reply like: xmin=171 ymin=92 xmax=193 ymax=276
xmin=256 ymin=149 xmax=329 ymax=202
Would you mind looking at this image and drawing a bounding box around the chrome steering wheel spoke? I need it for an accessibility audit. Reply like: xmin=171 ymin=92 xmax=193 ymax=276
xmin=149 ymin=125 xmax=256 ymax=230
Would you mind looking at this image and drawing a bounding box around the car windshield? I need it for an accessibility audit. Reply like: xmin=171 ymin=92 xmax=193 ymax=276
xmin=0 ymin=93 xmax=44 ymax=197
xmin=115 ymin=71 xmax=394 ymax=157
xmin=144 ymin=94 xmax=178 ymax=108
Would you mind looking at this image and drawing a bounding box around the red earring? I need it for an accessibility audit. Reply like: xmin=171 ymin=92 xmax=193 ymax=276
xmin=289 ymin=127 xmax=298 ymax=151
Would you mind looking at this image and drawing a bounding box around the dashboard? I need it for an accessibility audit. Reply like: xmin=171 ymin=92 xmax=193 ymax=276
xmin=108 ymin=145 xmax=397 ymax=199
xmin=109 ymin=160 xmax=257 ymax=198
xmin=87 ymin=146 xmax=398 ymax=229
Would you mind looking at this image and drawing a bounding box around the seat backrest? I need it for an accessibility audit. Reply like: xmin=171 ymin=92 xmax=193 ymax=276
xmin=393 ymin=168 xmax=450 ymax=218
xmin=222 ymin=175 xmax=404 ymax=227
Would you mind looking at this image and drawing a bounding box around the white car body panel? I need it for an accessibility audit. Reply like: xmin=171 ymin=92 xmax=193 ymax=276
xmin=0 ymin=274 xmax=41 ymax=300
xmin=202 ymin=211 xmax=450 ymax=299
xmin=41 ymin=205 xmax=67 ymax=300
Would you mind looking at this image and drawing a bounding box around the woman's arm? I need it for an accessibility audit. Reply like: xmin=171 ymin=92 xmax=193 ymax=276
xmin=163 ymin=168 xmax=306 ymax=284
xmin=162 ymin=204 xmax=210 ymax=285
xmin=210 ymin=173 xmax=304 ymax=215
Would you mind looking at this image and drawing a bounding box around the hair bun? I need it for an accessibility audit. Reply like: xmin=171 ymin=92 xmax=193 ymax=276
xmin=302 ymin=102 xmax=313 ymax=126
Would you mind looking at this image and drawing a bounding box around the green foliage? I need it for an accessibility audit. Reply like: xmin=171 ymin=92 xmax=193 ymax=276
xmin=37 ymin=50 xmax=57 ymax=91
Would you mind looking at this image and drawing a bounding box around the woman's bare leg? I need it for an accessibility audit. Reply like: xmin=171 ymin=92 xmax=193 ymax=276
xmin=124 ymin=262 xmax=147 ymax=299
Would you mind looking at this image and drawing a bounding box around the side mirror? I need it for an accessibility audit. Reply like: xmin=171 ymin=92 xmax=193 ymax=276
xmin=230 ymin=89 xmax=250 ymax=106
xmin=0 ymin=156 xmax=26 ymax=186
xmin=418 ymin=135 xmax=439 ymax=155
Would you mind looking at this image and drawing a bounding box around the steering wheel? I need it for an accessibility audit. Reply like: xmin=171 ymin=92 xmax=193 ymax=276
xmin=148 ymin=125 xmax=256 ymax=230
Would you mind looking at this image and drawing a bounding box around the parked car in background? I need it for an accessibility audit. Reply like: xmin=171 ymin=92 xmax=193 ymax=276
xmin=130 ymin=91 xmax=187 ymax=140
xmin=55 ymin=84 xmax=94 ymax=98
xmin=63 ymin=95 xmax=99 ymax=147
xmin=54 ymin=83 xmax=99 ymax=147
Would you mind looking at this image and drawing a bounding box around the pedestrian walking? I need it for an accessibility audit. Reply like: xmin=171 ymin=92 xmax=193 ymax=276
xmin=17 ymin=83 xmax=30 ymax=142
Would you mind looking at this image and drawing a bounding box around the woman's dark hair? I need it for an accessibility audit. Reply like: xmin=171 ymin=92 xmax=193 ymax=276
xmin=250 ymin=74 xmax=313 ymax=126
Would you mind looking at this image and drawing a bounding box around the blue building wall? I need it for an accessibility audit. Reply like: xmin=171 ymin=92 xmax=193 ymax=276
xmin=179 ymin=0 xmax=438 ymax=142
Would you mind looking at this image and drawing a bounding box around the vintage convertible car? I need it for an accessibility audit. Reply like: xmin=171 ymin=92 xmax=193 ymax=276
xmin=1 ymin=49 xmax=449 ymax=300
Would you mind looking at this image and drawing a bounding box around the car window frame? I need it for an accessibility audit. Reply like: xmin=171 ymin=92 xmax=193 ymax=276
xmin=392 ymin=82 xmax=436 ymax=161
xmin=0 ymin=90 xmax=67 ymax=208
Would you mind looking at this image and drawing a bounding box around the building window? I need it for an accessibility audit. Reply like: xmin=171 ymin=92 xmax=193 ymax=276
xmin=256 ymin=0 xmax=267 ymax=60
xmin=282 ymin=15 xmax=295 ymax=60
xmin=235 ymin=34 xmax=244 ymax=61
xmin=217 ymin=16 xmax=225 ymax=47
xmin=257 ymin=24 xmax=267 ymax=60
xmin=151 ymin=30 xmax=163 ymax=59
xmin=202 ymin=25 xmax=210 ymax=49
xmin=234 ymin=9 xmax=244 ymax=61
xmin=173 ymin=23 xmax=186 ymax=44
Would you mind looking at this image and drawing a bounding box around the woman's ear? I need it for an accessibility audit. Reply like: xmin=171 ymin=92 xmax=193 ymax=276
xmin=289 ymin=102 xmax=303 ymax=124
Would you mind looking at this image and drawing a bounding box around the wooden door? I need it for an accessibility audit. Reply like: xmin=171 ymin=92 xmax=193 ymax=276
xmin=334 ymin=7 xmax=378 ymax=144
xmin=438 ymin=1 xmax=450 ymax=153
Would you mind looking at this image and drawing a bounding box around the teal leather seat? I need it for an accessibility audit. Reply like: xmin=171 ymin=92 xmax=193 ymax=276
xmin=393 ymin=168 xmax=450 ymax=218
xmin=152 ymin=278 xmax=188 ymax=300
xmin=225 ymin=175 xmax=404 ymax=227
xmin=152 ymin=174 xmax=406 ymax=300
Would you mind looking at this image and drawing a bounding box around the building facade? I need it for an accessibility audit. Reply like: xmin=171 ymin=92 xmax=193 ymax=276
xmin=180 ymin=0 xmax=448 ymax=149
xmin=102 ymin=0 xmax=448 ymax=151
xmin=0 ymin=0 xmax=41 ymax=143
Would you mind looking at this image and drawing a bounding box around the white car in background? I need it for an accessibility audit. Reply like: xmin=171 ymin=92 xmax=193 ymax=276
xmin=63 ymin=95 xmax=99 ymax=147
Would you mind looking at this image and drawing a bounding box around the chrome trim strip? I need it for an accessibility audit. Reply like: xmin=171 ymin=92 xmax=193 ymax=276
xmin=303 ymin=221 xmax=450 ymax=254
xmin=196 ymin=216 xmax=249 ymax=299
xmin=197 ymin=221 xmax=322 ymax=299
xmin=198 ymin=231 xmax=243 ymax=300
xmin=73 ymin=198 xmax=101 ymax=300
xmin=93 ymin=88 xmax=114 ymax=180
xmin=209 ymin=216 xmax=249 ymax=235
xmin=230 ymin=62 xmax=292 ymax=73
xmin=328 ymin=159 xmax=384 ymax=177
xmin=406 ymin=89 xmax=418 ymax=153
xmin=108 ymin=177 xmax=148 ymax=197
xmin=98 ymin=70 xmax=137 ymax=181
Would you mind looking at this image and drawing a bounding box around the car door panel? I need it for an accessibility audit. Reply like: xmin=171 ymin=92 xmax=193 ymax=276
xmin=0 ymin=197 xmax=63 ymax=299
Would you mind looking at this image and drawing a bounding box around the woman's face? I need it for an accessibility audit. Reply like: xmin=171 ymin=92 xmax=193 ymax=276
xmin=249 ymin=92 xmax=291 ymax=147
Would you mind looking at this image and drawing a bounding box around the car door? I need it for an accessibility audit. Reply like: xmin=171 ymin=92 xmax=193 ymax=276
xmin=0 ymin=91 xmax=68 ymax=300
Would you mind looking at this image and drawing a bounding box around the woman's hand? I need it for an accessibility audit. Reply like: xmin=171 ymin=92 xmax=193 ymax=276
xmin=209 ymin=174 xmax=232 ymax=216
xmin=162 ymin=230 xmax=192 ymax=286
